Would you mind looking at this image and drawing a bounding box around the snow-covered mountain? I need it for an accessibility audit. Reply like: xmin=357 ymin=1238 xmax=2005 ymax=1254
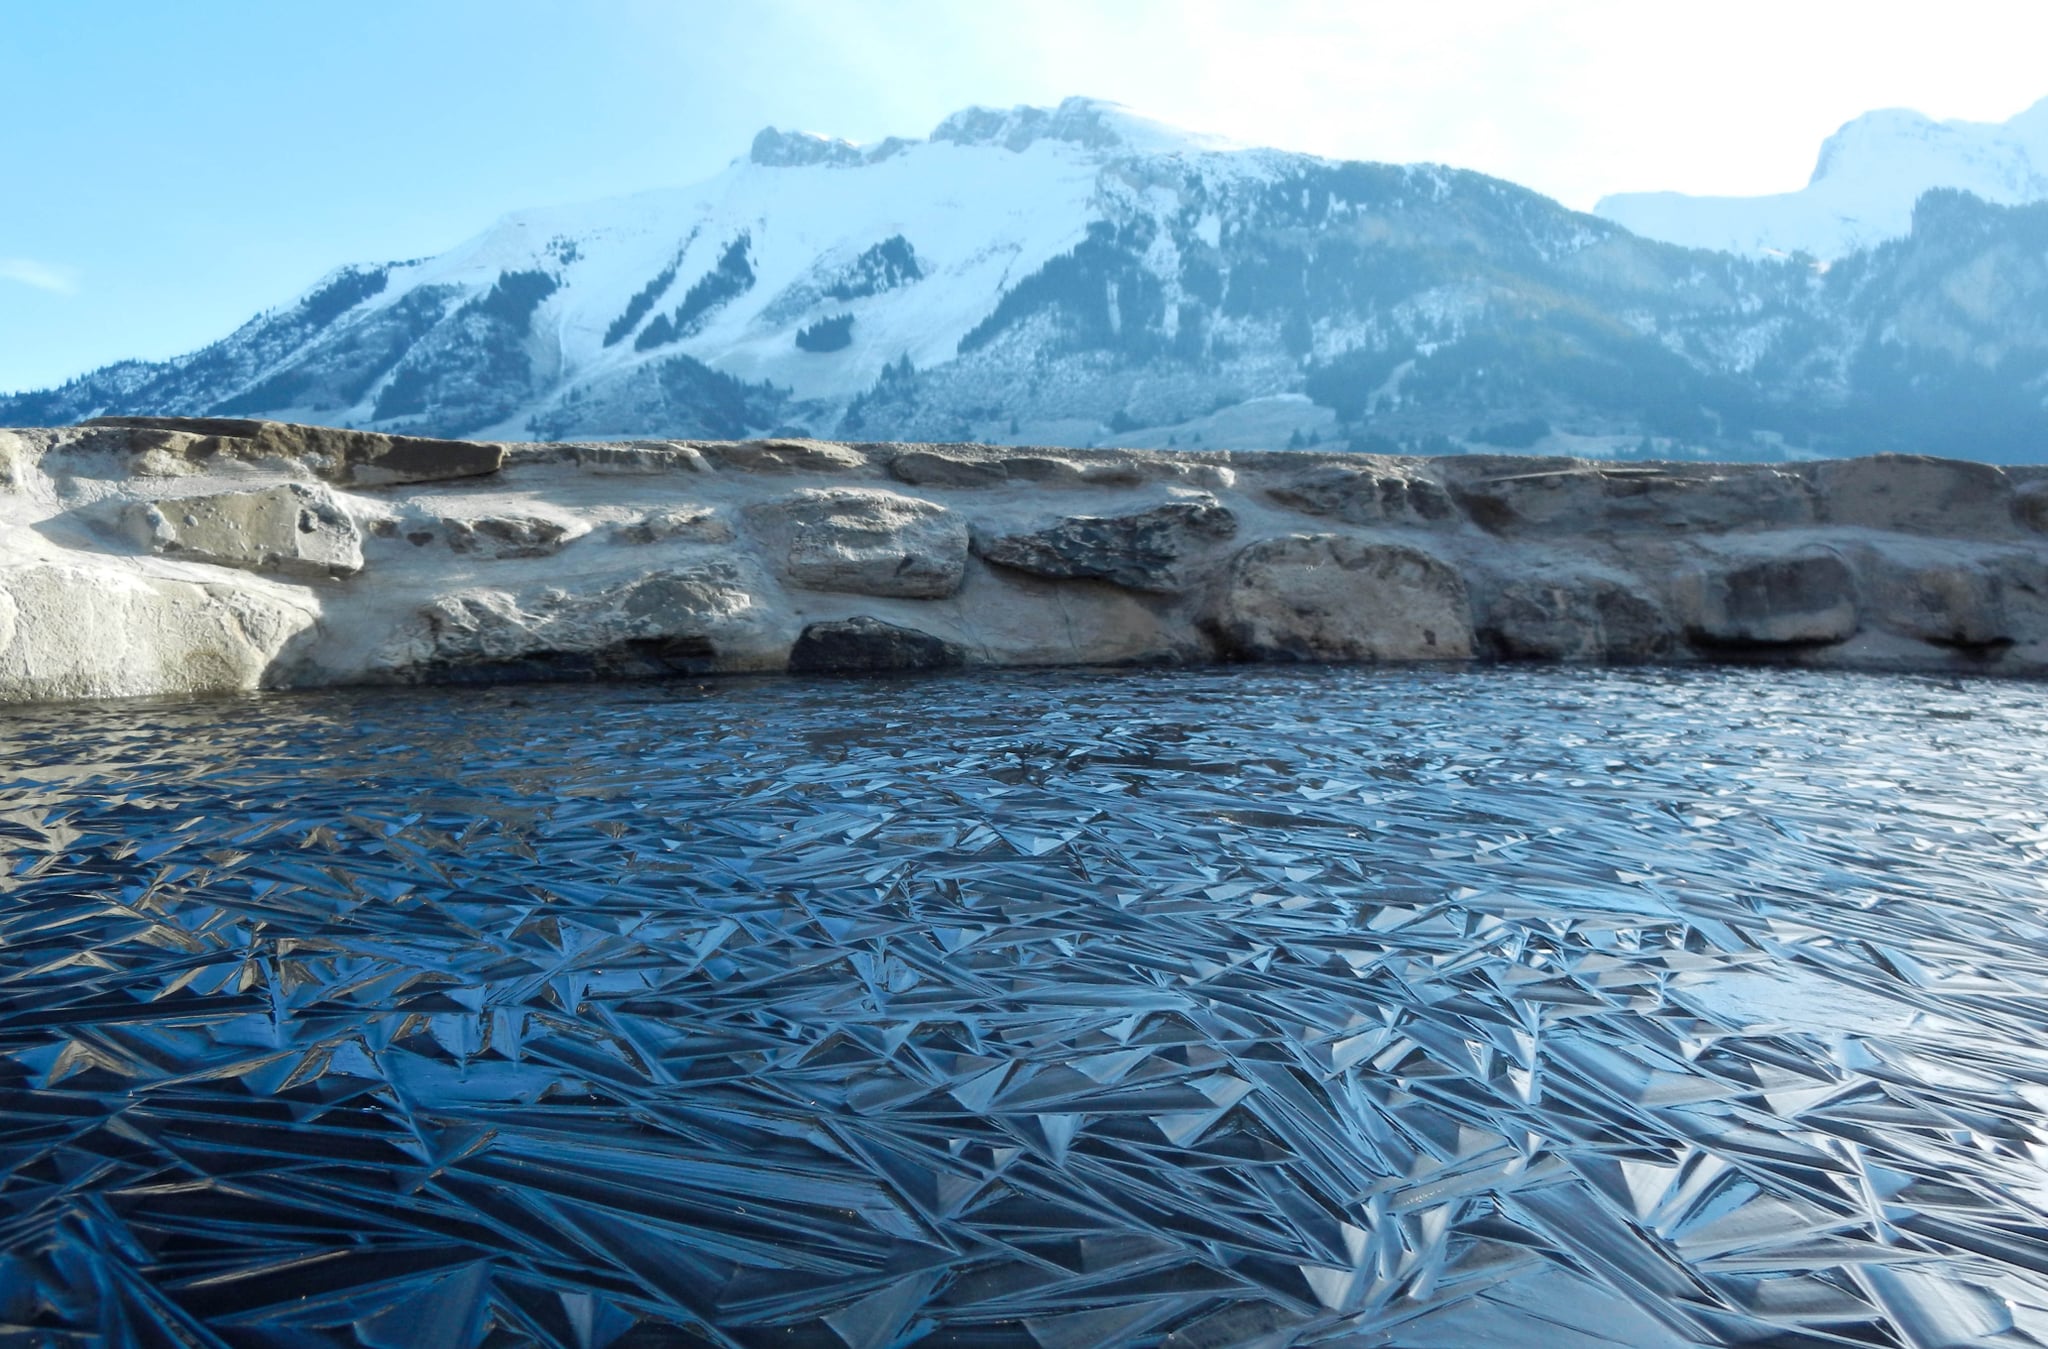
xmin=1597 ymin=98 xmax=2048 ymax=260
xmin=15 ymin=100 xmax=1279 ymax=445
xmin=10 ymin=96 xmax=2048 ymax=463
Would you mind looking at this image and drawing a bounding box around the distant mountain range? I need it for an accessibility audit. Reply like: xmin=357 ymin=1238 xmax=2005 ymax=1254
xmin=8 ymin=96 xmax=2048 ymax=463
xmin=1598 ymin=98 xmax=2048 ymax=260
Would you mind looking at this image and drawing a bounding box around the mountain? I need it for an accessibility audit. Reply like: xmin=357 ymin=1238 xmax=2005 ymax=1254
xmin=8 ymin=96 xmax=2048 ymax=464
xmin=1597 ymin=98 xmax=2048 ymax=260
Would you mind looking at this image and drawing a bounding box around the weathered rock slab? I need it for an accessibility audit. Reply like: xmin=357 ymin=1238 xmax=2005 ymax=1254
xmin=976 ymin=499 xmax=1237 ymax=592
xmin=438 ymin=512 xmax=590 ymax=559
xmin=1855 ymin=548 xmax=2011 ymax=649
xmin=1483 ymin=576 xmax=1675 ymax=662
xmin=0 ymin=431 xmax=27 ymax=492
xmin=1004 ymin=454 xmax=1148 ymax=488
xmin=746 ymin=488 xmax=968 ymax=598
xmin=383 ymin=561 xmax=787 ymax=682
xmin=616 ymin=506 xmax=733 ymax=545
xmin=889 ymin=449 xmax=1012 ymax=489
xmin=0 ymin=561 xmax=313 ymax=701
xmin=788 ymin=617 xmax=967 ymax=674
xmin=887 ymin=446 xmax=1203 ymax=490
xmin=1266 ymin=465 xmax=1457 ymax=528
xmin=85 ymin=416 xmax=504 ymax=486
xmin=1676 ymin=549 xmax=1859 ymax=647
xmin=1207 ymin=536 xmax=1473 ymax=662
xmin=571 ymin=442 xmax=712 ymax=475
xmin=1446 ymin=462 xmax=1814 ymax=534
xmin=2014 ymin=481 xmax=2048 ymax=534
xmin=1814 ymin=455 xmax=2013 ymax=536
xmin=120 ymin=483 xmax=363 ymax=579
xmin=709 ymin=439 xmax=872 ymax=474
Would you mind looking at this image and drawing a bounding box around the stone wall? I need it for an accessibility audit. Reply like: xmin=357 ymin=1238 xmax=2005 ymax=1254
xmin=0 ymin=417 xmax=2043 ymax=703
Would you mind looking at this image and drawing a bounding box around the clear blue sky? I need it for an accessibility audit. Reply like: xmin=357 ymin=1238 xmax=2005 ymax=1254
xmin=5 ymin=0 xmax=2046 ymax=394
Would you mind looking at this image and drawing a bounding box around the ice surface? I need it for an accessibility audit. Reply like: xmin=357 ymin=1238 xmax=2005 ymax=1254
xmin=2 ymin=666 xmax=2047 ymax=1346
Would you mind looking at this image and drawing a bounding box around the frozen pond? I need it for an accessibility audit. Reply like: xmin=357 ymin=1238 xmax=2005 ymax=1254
xmin=2 ymin=666 xmax=2047 ymax=1347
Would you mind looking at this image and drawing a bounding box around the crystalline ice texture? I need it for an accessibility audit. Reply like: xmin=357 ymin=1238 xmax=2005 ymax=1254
xmin=1 ymin=666 xmax=2045 ymax=1346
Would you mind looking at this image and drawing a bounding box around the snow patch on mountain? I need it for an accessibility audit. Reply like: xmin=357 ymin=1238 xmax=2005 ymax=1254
xmin=1596 ymin=97 xmax=2048 ymax=259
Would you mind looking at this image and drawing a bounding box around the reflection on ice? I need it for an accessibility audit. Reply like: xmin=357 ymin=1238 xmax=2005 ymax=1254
xmin=1670 ymin=966 xmax=1931 ymax=1037
xmin=1 ymin=665 xmax=2046 ymax=1347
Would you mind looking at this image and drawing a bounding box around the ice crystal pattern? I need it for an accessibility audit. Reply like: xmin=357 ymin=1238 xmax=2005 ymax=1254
xmin=3 ymin=667 xmax=2048 ymax=1347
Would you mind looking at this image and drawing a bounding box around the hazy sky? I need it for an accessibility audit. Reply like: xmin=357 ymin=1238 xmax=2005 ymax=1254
xmin=4 ymin=0 xmax=2045 ymax=394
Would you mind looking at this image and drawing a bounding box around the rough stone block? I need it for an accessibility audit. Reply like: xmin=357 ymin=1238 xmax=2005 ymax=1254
xmin=1004 ymin=455 xmax=1146 ymax=488
xmin=615 ymin=507 xmax=733 ymax=545
xmin=1676 ymin=549 xmax=1858 ymax=647
xmin=746 ymin=488 xmax=968 ymax=598
xmin=1856 ymin=549 xmax=2010 ymax=648
xmin=0 ymin=561 xmax=313 ymax=701
xmin=976 ymin=499 xmax=1237 ymax=592
xmin=389 ymin=561 xmax=787 ymax=682
xmin=439 ymin=513 xmax=589 ymax=559
xmin=2014 ymin=481 xmax=2048 ymax=534
xmin=1446 ymin=462 xmax=1813 ymax=534
xmin=1484 ymin=577 xmax=1676 ymax=662
xmin=1813 ymin=454 xmax=2013 ymax=535
xmin=571 ymin=443 xmax=712 ymax=475
xmin=1207 ymin=535 xmax=1473 ymax=662
xmin=890 ymin=449 xmax=1011 ymax=488
xmin=121 ymin=483 xmax=363 ymax=579
xmin=1266 ymin=464 xmax=1458 ymax=528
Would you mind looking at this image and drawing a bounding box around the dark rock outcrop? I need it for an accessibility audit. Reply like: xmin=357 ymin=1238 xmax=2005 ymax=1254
xmin=976 ymin=500 xmax=1238 ymax=592
xmin=788 ymin=617 xmax=967 ymax=674
xmin=889 ymin=449 xmax=1012 ymax=489
xmin=1266 ymin=464 xmax=1458 ymax=527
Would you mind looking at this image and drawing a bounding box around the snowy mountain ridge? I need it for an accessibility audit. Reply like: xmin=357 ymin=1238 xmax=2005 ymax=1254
xmin=9 ymin=95 xmax=2048 ymax=464
xmin=1597 ymin=97 xmax=2048 ymax=260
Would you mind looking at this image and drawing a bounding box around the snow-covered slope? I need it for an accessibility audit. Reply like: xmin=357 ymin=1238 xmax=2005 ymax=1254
xmin=1597 ymin=98 xmax=2048 ymax=260
xmin=381 ymin=116 xmax=1122 ymax=419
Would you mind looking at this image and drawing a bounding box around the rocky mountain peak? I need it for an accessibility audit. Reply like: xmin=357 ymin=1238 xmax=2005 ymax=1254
xmin=747 ymin=97 xmax=1185 ymax=170
xmin=748 ymin=127 xmax=863 ymax=168
xmin=927 ymin=95 xmax=1231 ymax=157
xmin=747 ymin=126 xmax=917 ymax=169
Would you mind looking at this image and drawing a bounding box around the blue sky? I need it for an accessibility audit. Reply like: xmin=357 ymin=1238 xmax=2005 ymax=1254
xmin=4 ymin=0 xmax=2046 ymax=394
